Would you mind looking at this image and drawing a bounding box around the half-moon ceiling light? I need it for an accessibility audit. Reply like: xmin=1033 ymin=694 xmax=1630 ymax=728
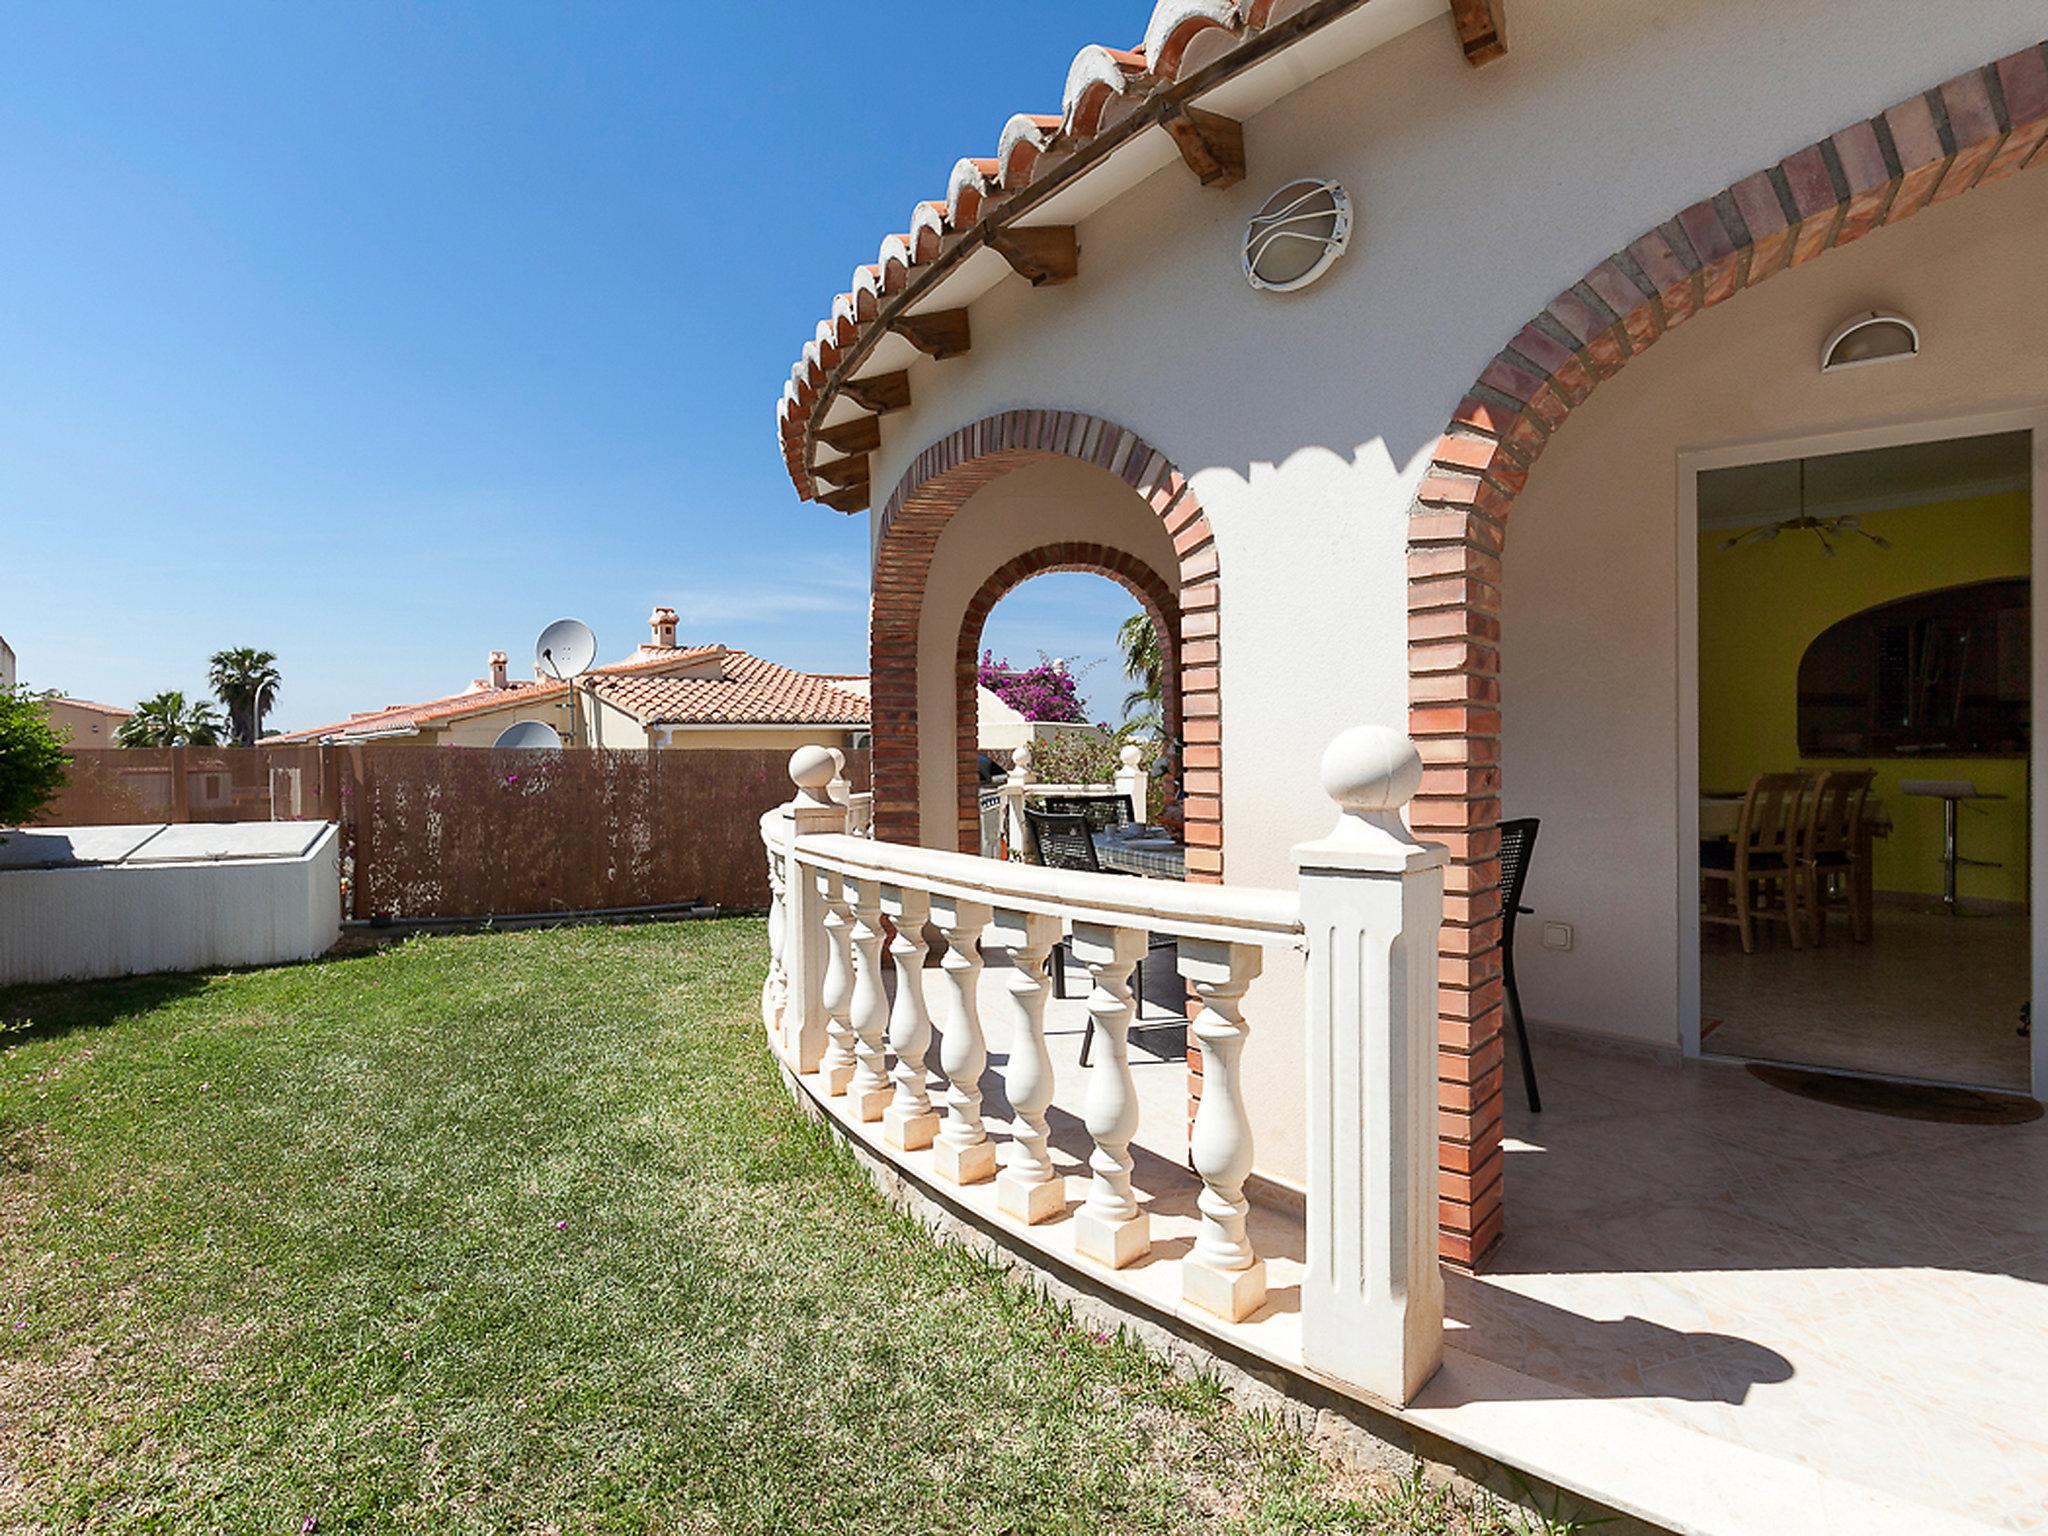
xmin=1821 ymin=310 xmax=1919 ymax=373
xmin=1243 ymin=178 xmax=1352 ymax=293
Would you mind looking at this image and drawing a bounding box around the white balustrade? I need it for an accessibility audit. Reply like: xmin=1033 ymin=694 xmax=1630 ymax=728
xmin=880 ymin=885 xmax=939 ymax=1150
xmin=1071 ymin=922 xmax=1151 ymax=1268
xmin=1179 ymin=939 xmax=1266 ymax=1320
xmin=845 ymin=876 xmax=893 ymax=1120
xmin=761 ymin=843 xmax=788 ymax=1037
xmin=777 ymin=745 xmax=846 ymax=1073
xmin=928 ymin=893 xmax=996 ymax=1186
xmin=816 ymin=871 xmax=857 ymax=1096
xmin=1294 ymin=727 xmax=1447 ymax=1405
xmin=1114 ymin=742 xmax=1147 ymax=820
xmin=992 ymin=908 xmax=1064 ymax=1224
xmin=763 ymin=724 xmax=1447 ymax=1406
xmin=1001 ymin=740 xmax=1036 ymax=858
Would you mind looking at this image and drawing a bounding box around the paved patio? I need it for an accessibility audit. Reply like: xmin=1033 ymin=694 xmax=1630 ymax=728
xmin=942 ymin=952 xmax=2048 ymax=1535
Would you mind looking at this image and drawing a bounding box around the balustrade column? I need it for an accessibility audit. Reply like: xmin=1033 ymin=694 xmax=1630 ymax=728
xmin=1071 ymin=922 xmax=1150 ymax=1268
xmin=928 ymin=894 xmax=996 ymax=1185
xmin=780 ymin=746 xmax=847 ymax=1074
xmin=816 ymin=870 xmax=857 ymax=1096
xmin=880 ymin=886 xmax=939 ymax=1151
xmin=993 ymin=908 xmax=1064 ymax=1224
xmin=1179 ymin=939 xmax=1266 ymax=1321
xmin=761 ymin=844 xmax=788 ymax=1038
xmin=1002 ymin=741 xmax=1036 ymax=860
xmin=844 ymin=875 xmax=893 ymax=1121
xmin=1294 ymin=726 xmax=1446 ymax=1406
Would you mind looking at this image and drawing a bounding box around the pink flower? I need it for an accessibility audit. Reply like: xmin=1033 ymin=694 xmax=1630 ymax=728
xmin=553 ymin=1219 xmax=569 ymax=1231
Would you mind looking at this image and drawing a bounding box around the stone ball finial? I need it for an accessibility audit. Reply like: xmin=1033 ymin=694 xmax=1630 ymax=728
xmin=1119 ymin=743 xmax=1142 ymax=769
xmin=789 ymin=744 xmax=838 ymax=795
xmin=1013 ymin=740 xmax=1034 ymax=770
xmin=1319 ymin=726 xmax=1423 ymax=816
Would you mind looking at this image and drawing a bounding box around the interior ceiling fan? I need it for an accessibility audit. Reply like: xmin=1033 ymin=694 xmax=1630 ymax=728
xmin=1718 ymin=457 xmax=1892 ymax=556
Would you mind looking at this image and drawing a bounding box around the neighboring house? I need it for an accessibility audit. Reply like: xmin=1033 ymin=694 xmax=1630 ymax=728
xmin=762 ymin=5 xmax=2048 ymax=1529
xmin=46 ymin=697 xmax=133 ymax=745
xmin=0 ymin=634 xmax=14 ymax=692
xmin=272 ymin=608 xmax=871 ymax=753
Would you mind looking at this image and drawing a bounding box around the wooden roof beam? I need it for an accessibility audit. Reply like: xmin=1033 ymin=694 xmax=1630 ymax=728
xmin=813 ymin=453 xmax=870 ymax=489
xmin=890 ymin=308 xmax=972 ymax=360
xmin=1450 ymin=0 xmax=1506 ymax=64
xmin=988 ymin=225 xmax=1079 ymax=286
xmin=820 ymin=482 xmax=871 ymax=514
xmin=815 ymin=414 xmax=882 ymax=456
xmin=840 ymin=371 xmax=911 ymax=415
xmin=1162 ymin=104 xmax=1246 ymax=189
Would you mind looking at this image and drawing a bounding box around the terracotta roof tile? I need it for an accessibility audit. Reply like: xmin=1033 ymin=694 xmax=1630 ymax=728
xmin=774 ymin=0 xmax=1301 ymax=505
xmin=590 ymin=651 xmax=869 ymax=727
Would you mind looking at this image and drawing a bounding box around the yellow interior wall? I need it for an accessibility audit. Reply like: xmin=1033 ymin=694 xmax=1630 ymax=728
xmin=1698 ymin=490 xmax=2030 ymax=904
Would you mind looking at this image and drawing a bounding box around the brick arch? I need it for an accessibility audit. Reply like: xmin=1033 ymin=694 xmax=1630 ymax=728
xmin=1406 ymin=43 xmax=2048 ymax=1271
xmin=957 ymin=543 xmax=1183 ymax=854
xmin=872 ymin=409 xmax=1224 ymax=880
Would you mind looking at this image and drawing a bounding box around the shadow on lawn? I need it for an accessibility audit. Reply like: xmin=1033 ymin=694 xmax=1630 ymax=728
xmin=0 ymin=968 xmax=217 ymax=1051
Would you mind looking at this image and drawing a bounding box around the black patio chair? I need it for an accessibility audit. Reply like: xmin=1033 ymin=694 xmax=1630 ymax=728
xmin=1026 ymin=807 xmax=1172 ymax=1064
xmin=1499 ymin=817 xmax=1542 ymax=1114
xmin=1037 ymin=793 xmax=1136 ymax=833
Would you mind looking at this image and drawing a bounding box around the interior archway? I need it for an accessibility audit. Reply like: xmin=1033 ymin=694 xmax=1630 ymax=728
xmin=871 ymin=410 xmax=1224 ymax=879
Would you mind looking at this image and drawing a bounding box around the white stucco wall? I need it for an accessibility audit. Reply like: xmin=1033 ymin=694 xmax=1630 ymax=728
xmin=866 ymin=0 xmax=2046 ymax=898
xmin=848 ymin=0 xmax=2046 ymax=1174
xmin=1502 ymin=160 xmax=2048 ymax=1049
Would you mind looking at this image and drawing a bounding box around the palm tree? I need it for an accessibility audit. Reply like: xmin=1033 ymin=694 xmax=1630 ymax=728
xmin=1115 ymin=612 xmax=1164 ymax=735
xmin=117 ymin=691 xmax=225 ymax=748
xmin=208 ymin=648 xmax=281 ymax=747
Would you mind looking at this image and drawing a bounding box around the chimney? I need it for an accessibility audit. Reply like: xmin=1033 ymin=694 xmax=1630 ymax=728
xmin=488 ymin=650 xmax=509 ymax=689
xmin=650 ymin=606 xmax=679 ymax=648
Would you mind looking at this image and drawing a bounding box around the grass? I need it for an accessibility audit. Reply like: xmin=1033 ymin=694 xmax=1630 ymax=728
xmin=0 ymin=921 xmax=1582 ymax=1534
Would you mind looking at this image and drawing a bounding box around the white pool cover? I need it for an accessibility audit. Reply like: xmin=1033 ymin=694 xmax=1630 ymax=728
xmin=0 ymin=822 xmax=341 ymax=985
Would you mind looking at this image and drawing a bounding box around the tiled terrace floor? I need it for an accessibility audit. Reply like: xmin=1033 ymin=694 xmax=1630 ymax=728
xmin=937 ymin=953 xmax=2048 ymax=1535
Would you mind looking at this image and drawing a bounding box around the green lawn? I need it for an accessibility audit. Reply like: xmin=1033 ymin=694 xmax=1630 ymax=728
xmin=0 ymin=921 xmax=1565 ymax=1534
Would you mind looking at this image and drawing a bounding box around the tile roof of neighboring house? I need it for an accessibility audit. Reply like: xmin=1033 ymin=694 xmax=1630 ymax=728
xmin=269 ymin=680 xmax=567 ymax=743
xmin=591 ymin=651 xmax=870 ymax=727
xmin=54 ymin=697 xmax=134 ymax=717
xmin=774 ymin=0 xmax=1376 ymax=511
xmin=272 ymin=645 xmax=867 ymax=742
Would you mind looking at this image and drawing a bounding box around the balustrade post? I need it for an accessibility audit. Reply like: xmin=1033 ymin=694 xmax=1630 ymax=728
xmin=1293 ymin=726 xmax=1446 ymax=1406
xmin=1002 ymin=741 xmax=1036 ymax=860
xmin=1114 ymin=742 xmax=1148 ymax=820
xmin=1071 ymin=922 xmax=1150 ymax=1268
xmin=880 ymin=885 xmax=939 ymax=1150
xmin=781 ymin=746 xmax=848 ymax=1074
xmin=1179 ymin=939 xmax=1266 ymax=1321
xmin=928 ymin=894 xmax=996 ymax=1185
xmin=816 ymin=871 xmax=857 ymax=1095
xmin=992 ymin=908 xmax=1064 ymax=1224
xmin=844 ymin=875 xmax=893 ymax=1120
xmin=761 ymin=842 xmax=788 ymax=1037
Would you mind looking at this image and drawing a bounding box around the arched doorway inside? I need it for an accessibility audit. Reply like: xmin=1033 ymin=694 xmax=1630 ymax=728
xmin=961 ymin=556 xmax=1179 ymax=857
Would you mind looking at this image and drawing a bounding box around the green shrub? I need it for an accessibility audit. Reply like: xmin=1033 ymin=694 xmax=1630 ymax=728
xmin=0 ymin=687 xmax=70 ymax=829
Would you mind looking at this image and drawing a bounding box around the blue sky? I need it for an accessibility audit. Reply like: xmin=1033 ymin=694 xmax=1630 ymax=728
xmin=0 ymin=2 xmax=1145 ymax=730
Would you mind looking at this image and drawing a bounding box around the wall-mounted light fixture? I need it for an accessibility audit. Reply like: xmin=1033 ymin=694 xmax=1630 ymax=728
xmin=1821 ymin=310 xmax=1920 ymax=373
xmin=1242 ymin=178 xmax=1352 ymax=293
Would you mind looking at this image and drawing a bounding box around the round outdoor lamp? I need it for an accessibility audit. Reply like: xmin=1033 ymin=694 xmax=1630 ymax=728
xmin=1821 ymin=310 xmax=1919 ymax=373
xmin=1242 ymin=178 xmax=1352 ymax=293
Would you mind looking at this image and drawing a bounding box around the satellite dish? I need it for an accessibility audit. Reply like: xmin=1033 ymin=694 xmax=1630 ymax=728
xmin=535 ymin=618 xmax=597 ymax=681
xmin=493 ymin=720 xmax=563 ymax=750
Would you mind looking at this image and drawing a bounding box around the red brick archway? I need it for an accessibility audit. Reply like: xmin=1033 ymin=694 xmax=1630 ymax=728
xmin=956 ymin=544 xmax=1182 ymax=854
xmin=872 ymin=410 xmax=1223 ymax=880
xmin=1408 ymin=44 xmax=2047 ymax=1269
